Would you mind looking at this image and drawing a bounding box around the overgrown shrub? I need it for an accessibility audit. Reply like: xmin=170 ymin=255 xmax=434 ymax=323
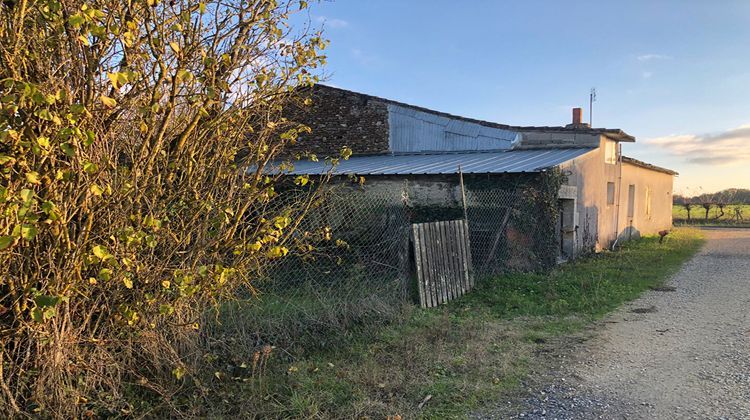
xmin=0 ymin=0 xmax=337 ymax=416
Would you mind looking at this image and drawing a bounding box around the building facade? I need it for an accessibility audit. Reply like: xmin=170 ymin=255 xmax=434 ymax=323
xmin=281 ymin=84 xmax=676 ymax=259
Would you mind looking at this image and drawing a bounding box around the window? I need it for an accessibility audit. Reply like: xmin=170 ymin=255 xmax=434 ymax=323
xmin=607 ymin=182 xmax=615 ymax=206
xmin=627 ymin=184 xmax=636 ymax=218
xmin=645 ymin=186 xmax=652 ymax=219
xmin=604 ymin=141 xmax=617 ymax=164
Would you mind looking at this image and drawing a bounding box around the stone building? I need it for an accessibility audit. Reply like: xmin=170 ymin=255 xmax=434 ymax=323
xmin=280 ymin=84 xmax=676 ymax=259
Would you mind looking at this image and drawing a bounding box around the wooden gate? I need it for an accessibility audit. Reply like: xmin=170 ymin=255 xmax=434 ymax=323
xmin=411 ymin=219 xmax=474 ymax=308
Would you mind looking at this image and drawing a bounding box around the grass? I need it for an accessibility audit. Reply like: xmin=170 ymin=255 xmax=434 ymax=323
xmin=198 ymin=228 xmax=704 ymax=419
xmin=673 ymin=204 xmax=750 ymax=227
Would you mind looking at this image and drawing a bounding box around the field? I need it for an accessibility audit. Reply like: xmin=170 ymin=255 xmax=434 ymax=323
xmin=186 ymin=228 xmax=705 ymax=419
xmin=673 ymin=204 xmax=750 ymax=226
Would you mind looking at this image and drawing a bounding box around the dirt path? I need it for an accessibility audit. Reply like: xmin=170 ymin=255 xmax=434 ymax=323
xmin=487 ymin=228 xmax=750 ymax=419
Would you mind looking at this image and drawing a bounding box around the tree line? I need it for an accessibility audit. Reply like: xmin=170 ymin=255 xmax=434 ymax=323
xmin=673 ymin=188 xmax=749 ymax=222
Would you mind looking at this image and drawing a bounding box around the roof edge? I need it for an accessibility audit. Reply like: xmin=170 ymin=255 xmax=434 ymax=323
xmin=622 ymin=156 xmax=678 ymax=175
xmin=309 ymin=84 xmax=636 ymax=142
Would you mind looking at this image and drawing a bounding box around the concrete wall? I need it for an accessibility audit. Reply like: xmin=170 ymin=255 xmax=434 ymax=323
xmin=617 ymin=163 xmax=674 ymax=240
xmin=557 ymin=137 xmax=675 ymax=254
xmin=518 ymin=130 xmax=601 ymax=149
xmin=558 ymin=136 xmax=621 ymax=253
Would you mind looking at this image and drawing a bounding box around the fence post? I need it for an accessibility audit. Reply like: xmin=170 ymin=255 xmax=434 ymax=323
xmin=458 ymin=165 xmax=468 ymax=221
xmin=401 ymin=182 xmax=412 ymax=300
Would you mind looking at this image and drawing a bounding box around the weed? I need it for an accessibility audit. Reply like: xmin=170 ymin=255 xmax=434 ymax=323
xmin=191 ymin=228 xmax=703 ymax=418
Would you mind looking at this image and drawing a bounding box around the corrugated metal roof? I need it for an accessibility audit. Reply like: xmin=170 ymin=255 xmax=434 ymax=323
xmin=309 ymin=85 xmax=636 ymax=143
xmin=388 ymin=104 xmax=521 ymax=153
xmin=273 ymin=148 xmax=594 ymax=176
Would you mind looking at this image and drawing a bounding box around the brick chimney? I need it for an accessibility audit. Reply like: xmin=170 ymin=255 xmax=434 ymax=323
xmin=566 ymin=107 xmax=590 ymax=129
xmin=572 ymin=107 xmax=582 ymax=125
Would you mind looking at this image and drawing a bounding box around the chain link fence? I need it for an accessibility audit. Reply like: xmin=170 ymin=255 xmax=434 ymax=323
xmin=218 ymin=179 xmax=559 ymax=355
xmin=465 ymin=188 xmax=559 ymax=276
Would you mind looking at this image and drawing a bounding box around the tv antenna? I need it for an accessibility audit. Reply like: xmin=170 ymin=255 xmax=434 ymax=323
xmin=589 ymin=87 xmax=597 ymax=126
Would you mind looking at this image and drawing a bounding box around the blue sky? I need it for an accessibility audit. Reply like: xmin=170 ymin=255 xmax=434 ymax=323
xmin=299 ymin=0 xmax=750 ymax=194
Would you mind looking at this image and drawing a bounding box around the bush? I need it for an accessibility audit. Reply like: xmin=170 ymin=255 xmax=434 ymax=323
xmin=0 ymin=0 xmax=334 ymax=416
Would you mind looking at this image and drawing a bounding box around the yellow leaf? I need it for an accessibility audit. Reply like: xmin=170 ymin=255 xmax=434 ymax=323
xmin=89 ymin=184 xmax=104 ymax=196
xmin=123 ymin=278 xmax=133 ymax=289
xmin=169 ymin=42 xmax=180 ymax=53
xmin=92 ymin=245 xmax=110 ymax=260
xmin=176 ymin=69 xmax=193 ymax=82
xmin=267 ymin=246 xmax=288 ymax=259
xmin=100 ymin=95 xmax=117 ymax=108
xmin=161 ymin=280 xmax=171 ymax=289
xmin=273 ymin=216 xmax=290 ymax=229
xmin=107 ymin=72 xmax=121 ymax=89
xmin=107 ymin=72 xmax=131 ymax=89
xmin=25 ymin=171 xmax=41 ymax=184
xmin=77 ymin=35 xmax=90 ymax=46
xmin=89 ymin=277 xmax=98 ymax=285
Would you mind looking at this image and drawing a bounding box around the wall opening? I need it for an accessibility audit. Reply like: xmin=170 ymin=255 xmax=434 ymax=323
xmin=604 ymin=141 xmax=617 ymax=164
xmin=558 ymin=198 xmax=576 ymax=261
xmin=627 ymin=184 xmax=636 ymax=218
xmin=606 ymin=182 xmax=615 ymax=206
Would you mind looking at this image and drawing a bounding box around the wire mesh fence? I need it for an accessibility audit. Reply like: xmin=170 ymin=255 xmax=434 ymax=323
xmin=221 ymin=179 xmax=559 ymax=354
xmin=466 ymin=188 xmax=559 ymax=277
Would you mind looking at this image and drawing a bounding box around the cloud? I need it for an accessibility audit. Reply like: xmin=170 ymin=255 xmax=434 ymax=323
xmin=351 ymin=48 xmax=380 ymax=66
xmin=637 ymin=53 xmax=672 ymax=62
xmin=316 ymin=16 xmax=349 ymax=28
xmin=648 ymin=125 xmax=750 ymax=166
xmin=641 ymin=71 xmax=653 ymax=79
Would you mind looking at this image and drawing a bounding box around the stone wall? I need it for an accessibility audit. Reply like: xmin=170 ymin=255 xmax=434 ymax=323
xmin=286 ymin=85 xmax=390 ymax=157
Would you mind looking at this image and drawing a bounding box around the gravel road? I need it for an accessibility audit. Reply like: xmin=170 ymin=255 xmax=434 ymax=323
xmin=484 ymin=228 xmax=750 ymax=420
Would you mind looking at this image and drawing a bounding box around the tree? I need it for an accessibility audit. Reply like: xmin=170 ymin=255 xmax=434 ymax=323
xmin=0 ymin=0 xmax=335 ymax=416
xmin=701 ymin=200 xmax=713 ymax=221
xmin=673 ymin=194 xmax=694 ymax=222
xmin=732 ymin=205 xmax=744 ymax=221
xmin=684 ymin=201 xmax=694 ymax=222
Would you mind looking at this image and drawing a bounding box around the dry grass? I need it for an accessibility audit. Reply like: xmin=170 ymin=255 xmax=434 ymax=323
xmin=190 ymin=309 xmax=538 ymax=419
xmin=162 ymin=228 xmax=704 ymax=419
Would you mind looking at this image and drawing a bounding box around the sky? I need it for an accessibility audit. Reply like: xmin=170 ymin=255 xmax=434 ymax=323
xmin=296 ymin=0 xmax=750 ymax=194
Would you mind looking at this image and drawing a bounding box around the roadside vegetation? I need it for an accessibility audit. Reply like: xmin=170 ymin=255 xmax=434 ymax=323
xmin=197 ymin=228 xmax=704 ymax=418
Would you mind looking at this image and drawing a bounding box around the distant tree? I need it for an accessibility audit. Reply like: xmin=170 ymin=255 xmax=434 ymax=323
xmin=713 ymin=189 xmax=739 ymax=220
xmin=733 ymin=205 xmax=744 ymax=221
xmin=674 ymin=194 xmax=694 ymax=222
xmin=699 ymin=197 xmax=713 ymax=221
xmin=715 ymin=203 xmax=726 ymax=219
xmin=685 ymin=201 xmax=694 ymax=222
